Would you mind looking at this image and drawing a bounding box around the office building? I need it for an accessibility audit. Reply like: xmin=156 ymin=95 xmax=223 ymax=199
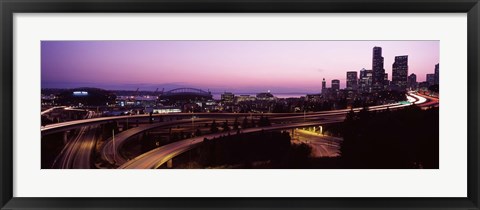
xmin=346 ymin=71 xmax=358 ymax=90
xmin=221 ymin=92 xmax=235 ymax=103
xmin=359 ymin=68 xmax=373 ymax=92
xmin=407 ymin=73 xmax=417 ymax=90
xmin=372 ymin=46 xmax=385 ymax=90
xmin=332 ymin=79 xmax=340 ymax=91
xmin=427 ymin=74 xmax=435 ymax=86
xmin=392 ymin=55 xmax=409 ymax=90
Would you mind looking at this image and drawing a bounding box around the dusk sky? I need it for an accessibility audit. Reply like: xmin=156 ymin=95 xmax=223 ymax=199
xmin=41 ymin=41 xmax=439 ymax=93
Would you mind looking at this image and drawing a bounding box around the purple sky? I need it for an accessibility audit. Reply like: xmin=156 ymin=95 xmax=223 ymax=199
xmin=41 ymin=41 xmax=439 ymax=93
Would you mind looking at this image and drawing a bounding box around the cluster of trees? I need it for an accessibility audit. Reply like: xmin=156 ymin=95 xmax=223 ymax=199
xmin=340 ymin=105 xmax=439 ymax=168
xmin=257 ymin=116 xmax=272 ymax=127
xmin=41 ymin=132 xmax=65 ymax=168
xmin=41 ymin=115 xmax=55 ymax=126
xmin=304 ymin=100 xmax=340 ymax=112
xmin=192 ymin=131 xmax=312 ymax=168
xmin=428 ymin=84 xmax=439 ymax=93
xmin=208 ymin=116 xmax=272 ymax=133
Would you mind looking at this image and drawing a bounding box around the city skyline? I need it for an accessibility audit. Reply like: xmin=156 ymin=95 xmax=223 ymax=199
xmin=42 ymin=40 xmax=439 ymax=92
xmin=41 ymin=40 xmax=440 ymax=170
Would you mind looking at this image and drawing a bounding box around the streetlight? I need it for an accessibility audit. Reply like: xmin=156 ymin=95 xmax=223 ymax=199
xmin=112 ymin=129 xmax=116 ymax=164
xmin=191 ymin=114 xmax=195 ymax=136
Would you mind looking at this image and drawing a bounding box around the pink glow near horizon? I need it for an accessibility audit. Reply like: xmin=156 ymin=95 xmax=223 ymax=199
xmin=41 ymin=41 xmax=439 ymax=93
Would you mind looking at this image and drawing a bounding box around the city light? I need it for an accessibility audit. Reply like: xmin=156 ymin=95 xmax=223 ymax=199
xmin=41 ymin=41 xmax=439 ymax=169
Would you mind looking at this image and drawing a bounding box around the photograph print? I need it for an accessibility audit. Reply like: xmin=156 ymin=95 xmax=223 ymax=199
xmin=41 ymin=40 xmax=439 ymax=169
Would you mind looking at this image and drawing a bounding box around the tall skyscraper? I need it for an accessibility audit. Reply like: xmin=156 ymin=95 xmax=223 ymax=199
xmin=426 ymin=74 xmax=435 ymax=86
xmin=331 ymin=79 xmax=340 ymax=90
xmin=434 ymin=63 xmax=439 ymax=85
xmin=346 ymin=71 xmax=358 ymax=90
xmin=359 ymin=68 xmax=373 ymax=93
xmin=407 ymin=73 xmax=417 ymax=90
xmin=321 ymin=78 xmax=326 ymax=92
xmin=392 ymin=55 xmax=409 ymax=90
xmin=372 ymin=46 xmax=385 ymax=90
xmin=384 ymin=73 xmax=389 ymax=87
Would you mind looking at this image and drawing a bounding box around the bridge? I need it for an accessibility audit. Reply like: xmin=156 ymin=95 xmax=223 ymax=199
xmin=161 ymin=88 xmax=212 ymax=98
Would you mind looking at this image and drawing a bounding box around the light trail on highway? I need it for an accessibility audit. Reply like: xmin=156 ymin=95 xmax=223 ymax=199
xmin=46 ymin=92 xmax=434 ymax=169
xmin=101 ymin=93 xmax=418 ymax=167
xmin=40 ymin=92 xmax=424 ymax=135
xmin=118 ymin=118 xmax=345 ymax=169
xmin=51 ymin=111 xmax=98 ymax=169
xmin=101 ymin=118 xmax=218 ymax=165
xmin=41 ymin=106 xmax=67 ymax=115
xmin=293 ymin=129 xmax=343 ymax=157
xmin=117 ymin=92 xmax=431 ymax=169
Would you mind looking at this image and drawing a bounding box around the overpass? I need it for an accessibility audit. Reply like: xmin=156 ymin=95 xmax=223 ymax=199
xmin=41 ymin=106 xmax=67 ymax=115
xmin=41 ymin=91 xmax=428 ymax=136
xmin=101 ymin=96 xmax=421 ymax=167
xmin=42 ymin=92 xmax=435 ymax=168
xmin=101 ymin=118 xmax=219 ymax=165
xmin=118 ymin=119 xmax=345 ymax=169
xmin=117 ymin=93 xmax=430 ymax=169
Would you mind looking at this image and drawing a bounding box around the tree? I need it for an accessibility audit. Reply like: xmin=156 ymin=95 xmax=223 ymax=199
xmin=358 ymin=106 xmax=370 ymax=121
xmin=340 ymin=107 xmax=439 ymax=169
xmin=222 ymin=120 xmax=230 ymax=131
xmin=258 ymin=116 xmax=265 ymax=127
xmin=258 ymin=116 xmax=271 ymax=127
xmin=250 ymin=118 xmax=256 ymax=128
xmin=242 ymin=116 xmax=248 ymax=129
xmin=233 ymin=118 xmax=240 ymax=130
xmin=345 ymin=109 xmax=356 ymax=122
xmin=428 ymin=84 xmax=439 ymax=93
xmin=210 ymin=120 xmax=219 ymax=133
xmin=264 ymin=117 xmax=272 ymax=126
xmin=195 ymin=128 xmax=202 ymax=136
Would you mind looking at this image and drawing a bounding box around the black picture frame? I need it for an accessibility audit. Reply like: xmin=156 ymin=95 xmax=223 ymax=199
xmin=1 ymin=0 xmax=479 ymax=209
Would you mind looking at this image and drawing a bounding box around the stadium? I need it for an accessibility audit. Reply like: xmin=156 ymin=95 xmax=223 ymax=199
xmin=158 ymin=88 xmax=213 ymax=105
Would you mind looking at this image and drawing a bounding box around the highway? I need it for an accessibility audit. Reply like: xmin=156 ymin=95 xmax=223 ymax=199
xmin=41 ymin=112 xmax=304 ymax=135
xmin=101 ymin=118 xmax=218 ymax=165
xmin=45 ymin=92 xmax=434 ymax=169
xmin=118 ymin=92 xmax=429 ymax=169
xmin=101 ymin=94 xmax=419 ymax=167
xmin=416 ymin=92 xmax=439 ymax=108
xmin=293 ymin=129 xmax=342 ymax=157
xmin=51 ymin=111 xmax=99 ymax=169
xmin=72 ymin=125 xmax=98 ymax=168
xmin=41 ymin=106 xmax=67 ymax=115
xmin=40 ymin=92 xmax=426 ymax=136
xmin=118 ymin=119 xmax=345 ymax=169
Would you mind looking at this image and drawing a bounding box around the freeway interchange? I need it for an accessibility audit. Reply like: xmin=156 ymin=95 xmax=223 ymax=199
xmin=42 ymin=92 xmax=436 ymax=169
